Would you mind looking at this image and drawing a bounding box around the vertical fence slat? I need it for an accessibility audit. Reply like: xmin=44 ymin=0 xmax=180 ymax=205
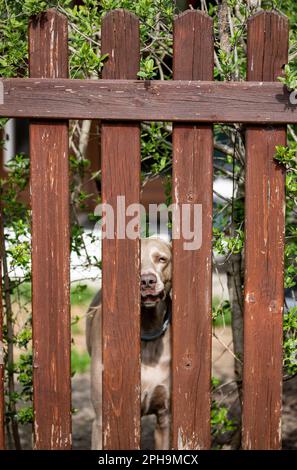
xmin=101 ymin=10 xmax=141 ymax=450
xmin=243 ymin=11 xmax=288 ymax=450
xmin=29 ymin=9 xmax=71 ymax=449
xmin=172 ymin=11 xmax=213 ymax=450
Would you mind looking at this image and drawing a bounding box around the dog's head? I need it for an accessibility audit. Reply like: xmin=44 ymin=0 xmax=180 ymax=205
xmin=140 ymin=237 xmax=172 ymax=308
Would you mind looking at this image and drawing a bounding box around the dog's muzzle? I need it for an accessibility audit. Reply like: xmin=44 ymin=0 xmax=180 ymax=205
xmin=141 ymin=272 xmax=164 ymax=307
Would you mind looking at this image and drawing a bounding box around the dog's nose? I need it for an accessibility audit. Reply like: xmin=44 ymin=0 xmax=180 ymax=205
xmin=141 ymin=273 xmax=157 ymax=290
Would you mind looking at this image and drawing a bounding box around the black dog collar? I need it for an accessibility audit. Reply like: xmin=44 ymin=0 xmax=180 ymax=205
xmin=141 ymin=301 xmax=172 ymax=342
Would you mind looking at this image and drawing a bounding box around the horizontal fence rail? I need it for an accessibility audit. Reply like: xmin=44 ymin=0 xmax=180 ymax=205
xmin=0 ymin=7 xmax=289 ymax=451
xmin=0 ymin=79 xmax=296 ymax=123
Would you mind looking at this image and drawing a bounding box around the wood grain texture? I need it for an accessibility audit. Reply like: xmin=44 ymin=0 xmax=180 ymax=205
xmin=242 ymin=11 xmax=288 ymax=450
xmin=172 ymin=11 xmax=213 ymax=450
xmin=29 ymin=9 xmax=71 ymax=449
xmin=101 ymin=10 xmax=141 ymax=450
xmin=0 ymin=79 xmax=296 ymax=123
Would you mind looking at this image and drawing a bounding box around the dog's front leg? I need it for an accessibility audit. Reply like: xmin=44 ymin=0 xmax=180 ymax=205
xmin=89 ymin=308 xmax=103 ymax=450
xmin=155 ymin=408 xmax=170 ymax=450
xmin=90 ymin=355 xmax=102 ymax=449
xmin=91 ymin=415 xmax=102 ymax=450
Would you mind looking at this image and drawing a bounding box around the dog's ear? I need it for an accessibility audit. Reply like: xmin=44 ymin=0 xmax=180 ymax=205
xmin=161 ymin=238 xmax=172 ymax=251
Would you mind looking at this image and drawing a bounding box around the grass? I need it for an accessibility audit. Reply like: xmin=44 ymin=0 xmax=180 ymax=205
xmin=71 ymin=348 xmax=90 ymax=374
xmin=70 ymin=284 xmax=96 ymax=306
xmin=12 ymin=282 xmax=95 ymax=374
xmin=11 ymin=282 xmax=31 ymax=302
xmin=12 ymin=284 xmax=231 ymax=378
xmin=11 ymin=281 xmax=96 ymax=306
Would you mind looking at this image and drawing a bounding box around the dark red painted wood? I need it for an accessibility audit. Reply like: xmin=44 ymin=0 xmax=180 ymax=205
xmin=29 ymin=9 xmax=71 ymax=449
xmin=0 ymin=207 xmax=4 ymax=449
xmin=172 ymin=11 xmax=213 ymax=450
xmin=243 ymin=11 xmax=288 ymax=450
xmin=101 ymin=10 xmax=141 ymax=449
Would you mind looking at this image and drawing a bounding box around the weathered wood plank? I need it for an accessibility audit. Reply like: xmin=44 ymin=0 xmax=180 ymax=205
xmin=101 ymin=10 xmax=141 ymax=450
xmin=172 ymin=11 xmax=213 ymax=450
xmin=242 ymin=11 xmax=288 ymax=450
xmin=0 ymin=79 xmax=296 ymax=123
xmin=29 ymin=9 xmax=71 ymax=449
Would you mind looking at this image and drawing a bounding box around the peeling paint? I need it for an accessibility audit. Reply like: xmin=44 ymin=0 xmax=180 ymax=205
xmin=34 ymin=421 xmax=39 ymax=447
xmin=178 ymin=428 xmax=201 ymax=450
xmin=174 ymin=179 xmax=179 ymax=205
xmin=245 ymin=292 xmax=256 ymax=303
xmin=50 ymin=423 xmax=55 ymax=448
xmin=133 ymin=414 xmax=140 ymax=447
xmin=269 ymin=300 xmax=278 ymax=313
xmin=49 ymin=16 xmax=55 ymax=77
xmin=103 ymin=422 xmax=111 ymax=448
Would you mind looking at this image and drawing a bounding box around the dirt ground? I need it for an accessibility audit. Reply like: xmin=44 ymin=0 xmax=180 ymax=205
xmin=71 ymin=326 xmax=297 ymax=450
xmin=16 ymin=326 xmax=296 ymax=450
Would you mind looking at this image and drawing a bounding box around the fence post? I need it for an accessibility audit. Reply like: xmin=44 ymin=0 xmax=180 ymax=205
xmin=101 ymin=10 xmax=141 ymax=449
xmin=243 ymin=11 xmax=288 ymax=449
xmin=172 ymin=11 xmax=213 ymax=449
xmin=29 ymin=9 xmax=71 ymax=449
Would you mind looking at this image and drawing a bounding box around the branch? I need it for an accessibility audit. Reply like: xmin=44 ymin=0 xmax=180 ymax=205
xmin=228 ymin=6 xmax=239 ymax=80
xmin=0 ymin=203 xmax=21 ymax=450
xmin=218 ymin=0 xmax=231 ymax=56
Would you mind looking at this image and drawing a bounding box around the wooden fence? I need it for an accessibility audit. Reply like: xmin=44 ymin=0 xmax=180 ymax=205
xmin=0 ymin=8 xmax=292 ymax=449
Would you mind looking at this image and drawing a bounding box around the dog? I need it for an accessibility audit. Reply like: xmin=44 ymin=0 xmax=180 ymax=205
xmin=86 ymin=237 xmax=172 ymax=449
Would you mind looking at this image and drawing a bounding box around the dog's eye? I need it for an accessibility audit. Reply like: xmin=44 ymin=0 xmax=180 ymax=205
xmin=159 ymin=256 xmax=167 ymax=263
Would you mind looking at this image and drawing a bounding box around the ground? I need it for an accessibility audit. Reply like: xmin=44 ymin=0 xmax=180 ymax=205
xmin=15 ymin=326 xmax=297 ymax=449
xmin=13 ymin=294 xmax=297 ymax=450
xmin=69 ymin=326 xmax=297 ymax=450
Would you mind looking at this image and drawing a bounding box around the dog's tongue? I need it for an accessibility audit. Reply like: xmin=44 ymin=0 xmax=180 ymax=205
xmin=143 ymin=295 xmax=160 ymax=303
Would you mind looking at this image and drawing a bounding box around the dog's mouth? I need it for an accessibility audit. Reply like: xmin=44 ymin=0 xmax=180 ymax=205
xmin=141 ymin=290 xmax=164 ymax=307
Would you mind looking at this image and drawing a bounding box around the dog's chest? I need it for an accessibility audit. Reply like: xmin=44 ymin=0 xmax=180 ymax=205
xmin=140 ymin=331 xmax=170 ymax=414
